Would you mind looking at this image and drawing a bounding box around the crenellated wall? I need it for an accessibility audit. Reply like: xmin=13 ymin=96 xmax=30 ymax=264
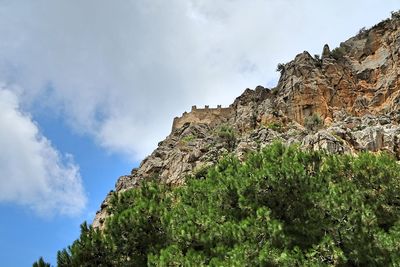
xmin=172 ymin=105 xmax=234 ymax=130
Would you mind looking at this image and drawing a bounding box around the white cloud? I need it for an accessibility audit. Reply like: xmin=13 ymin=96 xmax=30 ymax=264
xmin=0 ymin=0 xmax=398 ymax=160
xmin=0 ymin=87 xmax=86 ymax=216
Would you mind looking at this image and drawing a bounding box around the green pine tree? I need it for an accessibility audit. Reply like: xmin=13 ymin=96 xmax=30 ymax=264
xmin=32 ymin=257 xmax=50 ymax=267
xmin=53 ymin=143 xmax=400 ymax=266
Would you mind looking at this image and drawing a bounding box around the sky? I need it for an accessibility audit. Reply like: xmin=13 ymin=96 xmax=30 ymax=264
xmin=0 ymin=1 xmax=398 ymax=266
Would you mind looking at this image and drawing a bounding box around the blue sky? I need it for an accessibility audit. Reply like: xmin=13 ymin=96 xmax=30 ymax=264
xmin=0 ymin=108 xmax=134 ymax=266
xmin=0 ymin=1 xmax=398 ymax=266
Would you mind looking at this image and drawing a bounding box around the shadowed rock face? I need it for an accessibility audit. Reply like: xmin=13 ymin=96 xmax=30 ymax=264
xmin=93 ymin=12 xmax=400 ymax=229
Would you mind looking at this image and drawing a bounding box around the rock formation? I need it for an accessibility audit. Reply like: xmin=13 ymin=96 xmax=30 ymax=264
xmin=93 ymin=11 xmax=400 ymax=229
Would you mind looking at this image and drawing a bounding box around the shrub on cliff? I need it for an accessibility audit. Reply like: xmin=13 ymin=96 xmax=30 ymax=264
xmin=216 ymin=124 xmax=236 ymax=151
xmin=330 ymin=46 xmax=346 ymax=60
xmin=266 ymin=121 xmax=283 ymax=132
xmin=276 ymin=63 xmax=285 ymax=74
xmin=304 ymin=113 xmax=323 ymax=131
xmin=48 ymin=143 xmax=400 ymax=266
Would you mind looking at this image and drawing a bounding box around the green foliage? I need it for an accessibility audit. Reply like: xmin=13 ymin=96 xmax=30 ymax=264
xmin=304 ymin=113 xmax=323 ymax=131
xmin=192 ymin=164 xmax=211 ymax=179
xmin=32 ymin=257 xmax=51 ymax=267
xmin=270 ymin=87 xmax=279 ymax=95
xmin=56 ymin=143 xmax=400 ymax=266
xmin=276 ymin=63 xmax=285 ymax=74
xmin=330 ymin=46 xmax=346 ymax=60
xmin=216 ymin=124 xmax=236 ymax=151
xmin=266 ymin=121 xmax=283 ymax=132
xmin=106 ymin=181 xmax=169 ymax=266
xmin=57 ymin=222 xmax=113 ymax=267
xmin=181 ymin=134 xmax=195 ymax=144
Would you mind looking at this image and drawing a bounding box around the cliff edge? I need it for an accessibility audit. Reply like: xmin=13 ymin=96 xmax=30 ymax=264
xmin=93 ymin=11 xmax=400 ymax=228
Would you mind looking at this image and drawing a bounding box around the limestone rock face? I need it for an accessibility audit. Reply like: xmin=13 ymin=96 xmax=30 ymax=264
xmin=93 ymin=12 xmax=400 ymax=229
xmin=275 ymin=14 xmax=400 ymax=123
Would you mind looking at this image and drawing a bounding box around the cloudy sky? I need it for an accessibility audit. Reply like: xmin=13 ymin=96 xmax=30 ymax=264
xmin=0 ymin=0 xmax=398 ymax=265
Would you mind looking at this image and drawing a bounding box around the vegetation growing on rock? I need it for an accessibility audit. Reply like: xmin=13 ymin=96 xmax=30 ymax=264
xmin=304 ymin=113 xmax=323 ymax=131
xmin=330 ymin=46 xmax=347 ymax=60
xmin=216 ymin=124 xmax=237 ymax=151
xmin=276 ymin=63 xmax=285 ymax=74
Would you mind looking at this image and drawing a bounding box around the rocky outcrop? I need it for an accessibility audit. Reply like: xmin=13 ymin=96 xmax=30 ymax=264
xmin=93 ymin=11 xmax=400 ymax=229
xmin=275 ymin=13 xmax=400 ymax=123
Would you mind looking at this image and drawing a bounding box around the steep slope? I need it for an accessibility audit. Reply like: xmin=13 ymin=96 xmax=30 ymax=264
xmin=93 ymin=11 xmax=400 ymax=228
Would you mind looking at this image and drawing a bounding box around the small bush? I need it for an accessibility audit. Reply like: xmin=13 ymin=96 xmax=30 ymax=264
xmin=270 ymin=87 xmax=279 ymax=95
xmin=192 ymin=164 xmax=211 ymax=179
xmin=267 ymin=121 xmax=283 ymax=132
xmin=216 ymin=124 xmax=236 ymax=150
xmin=181 ymin=134 xmax=195 ymax=144
xmin=304 ymin=113 xmax=323 ymax=131
xmin=330 ymin=47 xmax=346 ymax=60
xmin=276 ymin=63 xmax=285 ymax=74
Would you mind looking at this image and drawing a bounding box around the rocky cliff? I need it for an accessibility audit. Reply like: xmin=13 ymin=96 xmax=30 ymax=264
xmin=93 ymin=11 xmax=400 ymax=228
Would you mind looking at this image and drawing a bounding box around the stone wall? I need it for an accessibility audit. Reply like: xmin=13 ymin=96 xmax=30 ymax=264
xmin=172 ymin=105 xmax=234 ymax=130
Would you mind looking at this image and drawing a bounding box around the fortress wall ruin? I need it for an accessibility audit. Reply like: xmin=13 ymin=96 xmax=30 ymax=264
xmin=172 ymin=105 xmax=234 ymax=130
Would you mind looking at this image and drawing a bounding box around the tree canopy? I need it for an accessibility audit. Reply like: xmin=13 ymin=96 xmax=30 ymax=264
xmin=37 ymin=143 xmax=400 ymax=266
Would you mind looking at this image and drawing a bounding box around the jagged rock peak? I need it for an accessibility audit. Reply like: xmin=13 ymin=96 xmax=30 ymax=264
xmin=275 ymin=12 xmax=400 ymax=124
xmin=321 ymin=44 xmax=330 ymax=60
